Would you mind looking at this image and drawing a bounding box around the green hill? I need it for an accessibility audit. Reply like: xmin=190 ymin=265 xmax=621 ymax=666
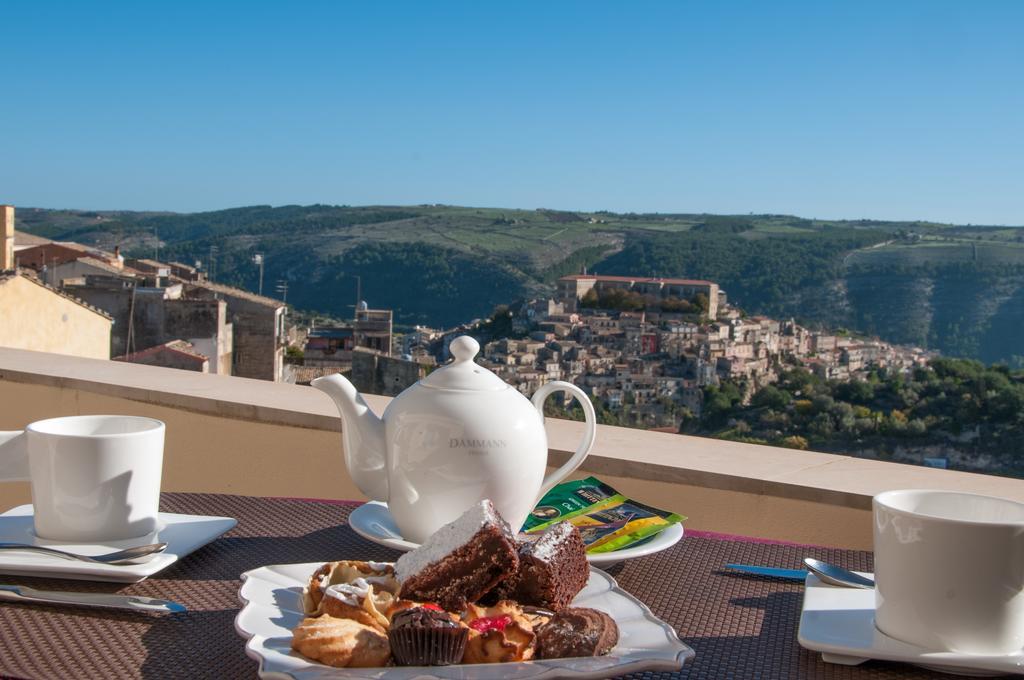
xmin=13 ymin=205 xmax=1024 ymax=363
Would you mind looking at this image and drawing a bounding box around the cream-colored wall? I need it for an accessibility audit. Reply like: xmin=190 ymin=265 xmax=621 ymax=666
xmin=0 ymin=379 xmax=872 ymax=548
xmin=0 ymin=277 xmax=111 ymax=360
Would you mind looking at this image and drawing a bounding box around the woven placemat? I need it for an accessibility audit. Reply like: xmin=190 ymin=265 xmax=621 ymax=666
xmin=0 ymin=493 xmax=942 ymax=679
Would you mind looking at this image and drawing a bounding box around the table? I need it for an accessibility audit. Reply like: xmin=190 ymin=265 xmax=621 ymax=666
xmin=0 ymin=493 xmax=944 ymax=679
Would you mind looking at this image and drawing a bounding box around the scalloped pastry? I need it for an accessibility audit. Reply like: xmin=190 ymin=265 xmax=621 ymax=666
xmin=290 ymin=615 xmax=391 ymax=668
xmin=461 ymin=600 xmax=537 ymax=664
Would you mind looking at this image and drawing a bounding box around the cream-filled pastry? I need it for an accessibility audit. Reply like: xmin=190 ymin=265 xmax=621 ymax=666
xmin=320 ymin=579 xmax=396 ymax=633
xmin=303 ymin=560 xmax=398 ymax=617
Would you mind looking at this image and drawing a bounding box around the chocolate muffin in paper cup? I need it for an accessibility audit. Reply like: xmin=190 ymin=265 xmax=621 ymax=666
xmin=388 ymin=606 xmax=468 ymax=666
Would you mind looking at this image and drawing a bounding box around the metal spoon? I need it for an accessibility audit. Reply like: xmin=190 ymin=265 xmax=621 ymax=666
xmin=803 ymin=557 xmax=875 ymax=589
xmin=0 ymin=542 xmax=167 ymax=565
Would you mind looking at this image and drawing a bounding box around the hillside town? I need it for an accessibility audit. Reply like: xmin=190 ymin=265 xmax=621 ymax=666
xmin=405 ymin=273 xmax=935 ymax=431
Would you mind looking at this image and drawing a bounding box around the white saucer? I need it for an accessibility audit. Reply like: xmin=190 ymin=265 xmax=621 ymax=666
xmin=798 ymin=571 xmax=1024 ymax=676
xmin=348 ymin=500 xmax=684 ymax=567
xmin=0 ymin=504 xmax=237 ymax=583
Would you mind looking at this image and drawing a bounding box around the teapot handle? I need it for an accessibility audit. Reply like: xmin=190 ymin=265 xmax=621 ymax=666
xmin=531 ymin=381 xmax=597 ymax=503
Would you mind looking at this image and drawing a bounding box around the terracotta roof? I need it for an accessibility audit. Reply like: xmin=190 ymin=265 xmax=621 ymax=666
xmin=191 ymin=281 xmax=285 ymax=308
xmin=114 ymin=339 xmax=208 ymax=364
xmin=129 ymin=258 xmax=164 ymax=268
xmin=13 ymin=231 xmax=51 ymax=246
xmin=286 ymin=365 xmax=344 ymax=384
xmin=53 ymin=241 xmax=114 ymax=259
xmin=0 ymin=269 xmax=113 ymax=320
xmin=73 ymin=256 xmax=134 ymax=276
xmin=560 ymin=274 xmax=717 ymax=286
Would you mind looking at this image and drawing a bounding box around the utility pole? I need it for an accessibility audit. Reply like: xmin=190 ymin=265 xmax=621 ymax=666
xmin=341 ymin=273 xmax=363 ymax=319
xmin=208 ymin=245 xmax=219 ymax=282
xmin=126 ymin=280 xmax=138 ymax=356
xmin=253 ymin=253 xmax=264 ymax=296
xmin=153 ymin=226 xmax=159 ymax=261
xmin=275 ymin=279 xmax=288 ymax=305
xmin=354 ymin=274 xmax=361 ymax=320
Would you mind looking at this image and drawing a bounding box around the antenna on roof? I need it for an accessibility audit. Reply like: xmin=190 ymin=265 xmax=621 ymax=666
xmin=253 ymin=253 xmax=264 ymax=296
xmin=208 ymin=245 xmax=219 ymax=282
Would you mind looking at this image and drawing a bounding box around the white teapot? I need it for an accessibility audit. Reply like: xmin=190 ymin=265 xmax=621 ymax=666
xmin=311 ymin=335 xmax=596 ymax=542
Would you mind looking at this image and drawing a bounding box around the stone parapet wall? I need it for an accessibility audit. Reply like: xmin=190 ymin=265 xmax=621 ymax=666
xmin=3 ymin=347 xmax=1024 ymax=549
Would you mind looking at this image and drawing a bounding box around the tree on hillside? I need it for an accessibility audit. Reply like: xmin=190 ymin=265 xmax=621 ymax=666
xmin=752 ymin=385 xmax=792 ymax=410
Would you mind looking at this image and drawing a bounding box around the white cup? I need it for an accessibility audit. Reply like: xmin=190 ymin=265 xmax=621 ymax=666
xmin=873 ymin=489 xmax=1024 ymax=655
xmin=0 ymin=415 xmax=165 ymax=542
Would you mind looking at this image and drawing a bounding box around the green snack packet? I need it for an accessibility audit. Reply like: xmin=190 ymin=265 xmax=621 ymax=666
xmin=522 ymin=476 xmax=623 ymax=532
xmin=525 ymin=476 xmax=686 ymax=553
xmin=570 ymin=499 xmax=685 ymax=553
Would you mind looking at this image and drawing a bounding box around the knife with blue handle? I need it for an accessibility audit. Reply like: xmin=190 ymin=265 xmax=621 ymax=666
xmin=724 ymin=563 xmax=808 ymax=581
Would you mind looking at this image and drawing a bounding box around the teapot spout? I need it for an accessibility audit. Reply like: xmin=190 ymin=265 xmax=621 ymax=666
xmin=310 ymin=373 xmax=389 ymax=502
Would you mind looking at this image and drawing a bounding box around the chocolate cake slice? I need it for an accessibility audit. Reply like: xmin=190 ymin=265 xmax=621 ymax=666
xmin=488 ymin=521 xmax=589 ymax=611
xmin=395 ymin=500 xmax=519 ymax=610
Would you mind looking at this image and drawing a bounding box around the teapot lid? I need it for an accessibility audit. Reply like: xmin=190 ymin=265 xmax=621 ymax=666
xmin=420 ymin=336 xmax=507 ymax=391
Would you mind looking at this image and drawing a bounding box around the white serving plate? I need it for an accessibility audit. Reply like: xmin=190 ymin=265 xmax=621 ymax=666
xmin=0 ymin=504 xmax=236 ymax=583
xmin=236 ymin=561 xmax=694 ymax=679
xmin=798 ymin=571 xmax=1024 ymax=676
xmin=348 ymin=501 xmax=684 ymax=567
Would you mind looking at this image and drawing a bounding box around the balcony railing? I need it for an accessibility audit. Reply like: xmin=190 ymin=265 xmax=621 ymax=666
xmin=3 ymin=346 xmax=1023 ymax=550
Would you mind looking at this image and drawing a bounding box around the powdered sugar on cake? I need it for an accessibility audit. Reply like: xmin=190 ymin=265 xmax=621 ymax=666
xmin=531 ymin=522 xmax=575 ymax=562
xmin=395 ymin=499 xmax=505 ymax=583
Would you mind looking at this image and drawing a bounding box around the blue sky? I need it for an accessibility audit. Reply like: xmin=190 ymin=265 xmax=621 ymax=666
xmin=2 ymin=1 xmax=1021 ymax=224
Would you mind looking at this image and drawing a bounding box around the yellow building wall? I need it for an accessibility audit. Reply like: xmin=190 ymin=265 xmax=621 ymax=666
xmin=0 ymin=277 xmax=111 ymax=359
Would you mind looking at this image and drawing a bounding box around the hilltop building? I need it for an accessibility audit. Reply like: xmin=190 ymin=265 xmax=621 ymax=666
xmin=16 ymin=241 xmax=127 ymax=285
xmin=184 ymin=281 xmax=286 ymax=382
xmin=289 ymin=305 xmax=407 ymax=387
xmin=303 ymin=326 xmax=355 ymax=368
xmin=64 ymin=276 xmax=234 ymax=374
xmin=557 ymin=274 xmax=720 ymax=319
xmin=354 ymin=305 xmax=393 ymax=356
xmin=302 ymin=305 xmax=394 ymax=368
